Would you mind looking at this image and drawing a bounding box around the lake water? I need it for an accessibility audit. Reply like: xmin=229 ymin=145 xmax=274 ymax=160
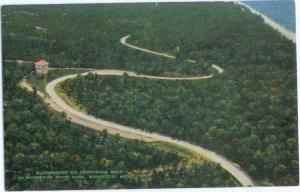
xmin=243 ymin=0 xmax=295 ymax=33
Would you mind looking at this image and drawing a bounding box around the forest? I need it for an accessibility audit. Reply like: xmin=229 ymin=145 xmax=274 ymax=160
xmin=3 ymin=3 xmax=295 ymax=76
xmin=61 ymin=63 xmax=298 ymax=185
xmin=2 ymin=1 xmax=298 ymax=188
xmin=3 ymin=62 xmax=238 ymax=190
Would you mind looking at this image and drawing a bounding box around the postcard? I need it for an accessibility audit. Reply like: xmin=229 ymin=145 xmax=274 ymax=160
xmin=1 ymin=0 xmax=299 ymax=191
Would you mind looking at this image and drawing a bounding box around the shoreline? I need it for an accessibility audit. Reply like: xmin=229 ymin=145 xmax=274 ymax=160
xmin=236 ymin=1 xmax=296 ymax=43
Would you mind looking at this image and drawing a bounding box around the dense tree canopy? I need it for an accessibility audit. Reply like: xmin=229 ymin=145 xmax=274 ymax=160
xmin=4 ymin=62 xmax=239 ymax=190
xmin=61 ymin=62 xmax=298 ymax=185
xmin=3 ymin=3 xmax=295 ymax=75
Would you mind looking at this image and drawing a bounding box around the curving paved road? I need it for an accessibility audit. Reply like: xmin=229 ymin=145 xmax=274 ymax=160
xmin=120 ymin=35 xmax=224 ymax=74
xmin=19 ymin=36 xmax=255 ymax=187
xmin=43 ymin=70 xmax=255 ymax=187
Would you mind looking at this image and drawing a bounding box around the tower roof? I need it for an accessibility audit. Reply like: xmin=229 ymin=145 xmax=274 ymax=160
xmin=35 ymin=60 xmax=48 ymax=65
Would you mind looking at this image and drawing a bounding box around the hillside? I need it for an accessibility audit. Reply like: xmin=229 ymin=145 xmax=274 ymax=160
xmin=2 ymin=1 xmax=298 ymax=188
xmin=3 ymin=3 xmax=295 ymax=74
xmin=3 ymin=62 xmax=239 ymax=190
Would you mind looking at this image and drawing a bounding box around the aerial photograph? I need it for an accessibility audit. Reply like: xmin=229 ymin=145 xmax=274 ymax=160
xmin=1 ymin=0 xmax=298 ymax=190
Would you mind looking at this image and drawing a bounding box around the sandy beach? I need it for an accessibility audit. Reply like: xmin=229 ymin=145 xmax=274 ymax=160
xmin=236 ymin=1 xmax=296 ymax=43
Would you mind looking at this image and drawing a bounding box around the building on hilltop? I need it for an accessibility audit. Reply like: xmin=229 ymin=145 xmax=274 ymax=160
xmin=35 ymin=60 xmax=48 ymax=74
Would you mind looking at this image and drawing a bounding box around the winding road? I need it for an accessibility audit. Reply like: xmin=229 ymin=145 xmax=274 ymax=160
xmin=20 ymin=35 xmax=255 ymax=187
xmin=121 ymin=35 xmax=224 ymax=74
